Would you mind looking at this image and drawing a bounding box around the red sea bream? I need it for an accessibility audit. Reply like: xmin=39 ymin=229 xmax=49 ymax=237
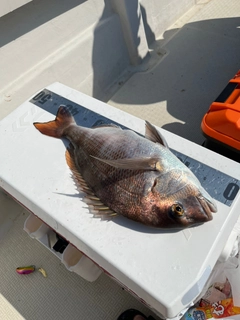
xmin=34 ymin=106 xmax=217 ymax=229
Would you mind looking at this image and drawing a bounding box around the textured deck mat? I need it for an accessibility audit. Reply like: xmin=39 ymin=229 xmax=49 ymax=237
xmin=0 ymin=192 xmax=158 ymax=320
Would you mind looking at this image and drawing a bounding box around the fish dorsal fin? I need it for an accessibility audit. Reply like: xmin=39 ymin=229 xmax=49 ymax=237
xmin=91 ymin=155 xmax=161 ymax=171
xmin=145 ymin=121 xmax=169 ymax=148
xmin=65 ymin=146 xmax=117 ymax=218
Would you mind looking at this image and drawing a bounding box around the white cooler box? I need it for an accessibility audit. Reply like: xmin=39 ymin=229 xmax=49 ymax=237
xmin=0 ymin=83 xmax=239 ymax=319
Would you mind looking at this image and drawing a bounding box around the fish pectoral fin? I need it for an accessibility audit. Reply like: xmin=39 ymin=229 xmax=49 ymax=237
xmin=145 ymin=121 xmax=169 ymax=148
xmin=91 ymin=155 xmax=161 ymax=171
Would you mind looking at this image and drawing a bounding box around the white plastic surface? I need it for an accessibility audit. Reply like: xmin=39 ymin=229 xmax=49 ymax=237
xmin=23 ymin=214 xmax=102 ymax=281
xmin=219 ymin=232 xmax=238 ymax=262
xmin=219 ymin=215 xmax=240 ymax=262
xmin=0 ymin=83 xmax=240 ymax=318
xmin=24 ymin=213 xmax=50 ymax=239
xmin=62 ymin=244 xmax=102 ymax=282
xmin=0 ymin=0 xmax=31 ymax=18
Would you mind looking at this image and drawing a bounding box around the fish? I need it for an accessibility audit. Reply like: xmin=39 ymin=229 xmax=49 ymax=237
xmin=33 ymin=106 xmax=217 ymax=229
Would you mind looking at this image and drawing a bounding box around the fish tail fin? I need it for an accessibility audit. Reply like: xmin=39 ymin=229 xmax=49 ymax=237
xmin=33 ymin=106 xmax=75 ymax=138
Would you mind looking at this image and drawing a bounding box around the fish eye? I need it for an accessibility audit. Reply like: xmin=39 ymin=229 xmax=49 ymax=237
xmin=171 ymin=203 xmax=184 ymax=216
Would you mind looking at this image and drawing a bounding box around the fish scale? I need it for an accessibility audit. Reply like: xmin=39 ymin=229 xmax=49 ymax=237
xmin=70 ymin=126 xmax=175 ymax=202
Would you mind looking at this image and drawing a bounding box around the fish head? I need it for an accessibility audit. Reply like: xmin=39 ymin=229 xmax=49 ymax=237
xmin=167 ymin=192 xmax=217 ymax=228
xmin=152 ymin=175 xmax=217 ymax=228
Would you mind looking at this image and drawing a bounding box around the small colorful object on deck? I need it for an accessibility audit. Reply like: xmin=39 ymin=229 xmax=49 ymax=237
xmin=16 ymin=265 xmax=35 ymax=275
xmin=38 ymin=267 xmax=47 ymax=278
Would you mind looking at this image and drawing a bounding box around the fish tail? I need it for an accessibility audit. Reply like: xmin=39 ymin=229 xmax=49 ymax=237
xmin=33 ymin=106 xmax=75 ymax=138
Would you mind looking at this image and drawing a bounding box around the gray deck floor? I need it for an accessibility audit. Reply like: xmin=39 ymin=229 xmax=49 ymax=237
xmin=109 ymin=0 xmax=240 ymax=145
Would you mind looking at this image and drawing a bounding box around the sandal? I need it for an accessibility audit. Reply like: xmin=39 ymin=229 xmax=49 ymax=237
xmin=117 ymin=308 xmax=156 ymax=320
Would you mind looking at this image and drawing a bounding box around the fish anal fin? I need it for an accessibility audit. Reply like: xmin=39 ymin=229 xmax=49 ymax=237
xmin=145 ymin=121 xmax=169 ymax=148
xmin=91 ymin=155 xmax=161 ymax=171
xmin=84 ymin=196 xmax=117 ymax=218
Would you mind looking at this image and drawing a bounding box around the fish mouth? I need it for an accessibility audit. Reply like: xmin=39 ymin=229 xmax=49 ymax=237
xmin=196 ymin=195 xmax=217 ymax=221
